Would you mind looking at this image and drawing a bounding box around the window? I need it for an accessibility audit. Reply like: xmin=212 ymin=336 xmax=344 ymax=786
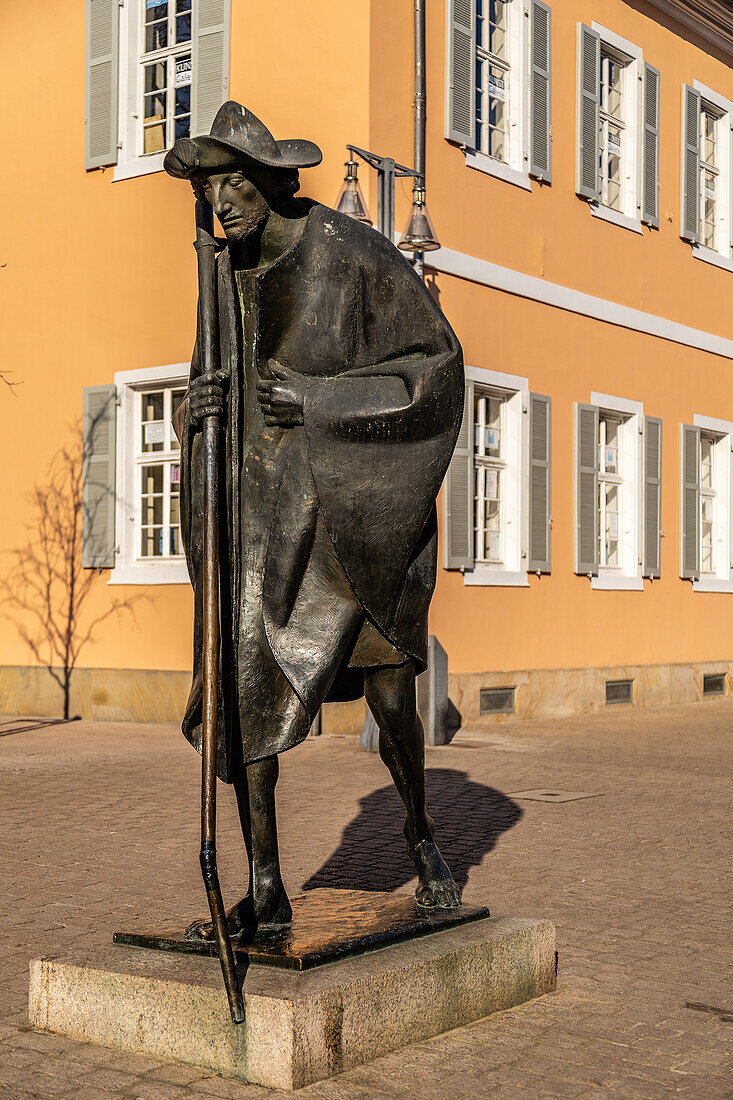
xmin=476 ymin=0 xmax=510 ymax=164
xmin=681 ymin=416 xmax=733 ymax=591
xmin=598 ymin=414 xmax=622 ymax=567
xmin=576 ymin=24 xmax=659 ymax=232
xmin=681 ymin=82 xmax=733 ymax=269
xmin=443 ymin=367 xmax=551 ymax=584
xmin=473 ymin=390 xmax=505 ymax=563
xmin=110 ymin=364 xmax=190 ymax=585
xmin=574 ymin=395 xmax=661 ymax=588
xmin=138 ymin=387 xmax=186 ymax=559
xmin=599 ymin=50 xmax=625 ymax=212
xmin=700 ymin=106 xmax=721 ymax=250
xmin=140 ymin=1 xmax=193 ymax=154
xmin=84 ymin=0 xmax=231 ymax=179
xmin=700 ymin=432 xmax=716 ymax=573
xmin=445 ymin=0 xmax=552 ymax=189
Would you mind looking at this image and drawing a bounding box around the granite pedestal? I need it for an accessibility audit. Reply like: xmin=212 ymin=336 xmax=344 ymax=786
xmin=29 ymin=890 xmax=556 ymax=1091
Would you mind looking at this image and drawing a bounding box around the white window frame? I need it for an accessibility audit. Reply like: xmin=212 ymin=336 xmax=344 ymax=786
xmin=590 ymin=391 xmax=644 ymax=591
xmin=463 ymin=365 xmax=529 ymax=586
xmin=114 ymin=1 xmax=193 ymax=182
xmin=693 ymin=413 xmax=733 ymax=593
xmin=691 ymin=81 xmax=733 ymax=272
xmin=109 ymin=363 xmax=190 ymax=585
xmin=589 ymin=23 xmax=643 ymax=235
xmin=465 ymin=0 xmax=532 ymax=192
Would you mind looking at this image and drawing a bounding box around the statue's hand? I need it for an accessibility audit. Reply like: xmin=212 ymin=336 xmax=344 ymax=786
xmin=188 ymin=369 xmax=229 ymax=426
xmin=257 ymin=361 xmax=306 ymax=428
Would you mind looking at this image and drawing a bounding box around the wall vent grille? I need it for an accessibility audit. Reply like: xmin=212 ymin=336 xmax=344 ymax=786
xmin=480 ymin=687 xmax=516 ymax=715
xmin=606 ymin=679 xmax=633 ymax=705
xmin=703 ymin=673 xmax=726 ymax=697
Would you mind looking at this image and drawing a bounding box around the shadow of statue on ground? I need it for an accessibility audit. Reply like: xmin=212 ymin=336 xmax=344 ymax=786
xmin=302 ymin=768 xmax=523 ymax=894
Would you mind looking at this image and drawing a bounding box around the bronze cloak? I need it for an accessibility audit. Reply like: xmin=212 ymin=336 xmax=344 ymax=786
xmin=175 ymin=204 xmax=464 ymax=779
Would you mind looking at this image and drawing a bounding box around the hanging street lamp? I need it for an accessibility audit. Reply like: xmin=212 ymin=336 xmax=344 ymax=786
xmin=334 ymin=0 xmax=440 ymax=275
xmin=334 ymin=158 xmax=372 ymax=226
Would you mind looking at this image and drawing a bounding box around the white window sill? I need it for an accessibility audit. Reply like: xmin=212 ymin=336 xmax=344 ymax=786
xmin=693 ymin=576 xmax=733 ymax=593
xmin=108 ymin=560 xmax=189 ymax=585
xmin=590 ymin=202 xmax=643 ymax=236
xmin=463 ymin=568 xmax=530 ymax=587
xmin=113 ymin=152 xmax=166 ymax=183
xmin=465 ymin=151 xmax=532 ymax=193
xmin=591 ymin=572 xmax=644 ymax=591
xmin=691 ymin=243 xmax=733 ymax=273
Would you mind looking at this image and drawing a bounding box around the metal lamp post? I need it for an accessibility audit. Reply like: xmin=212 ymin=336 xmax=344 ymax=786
xmin=335 ymin=0 xmax=440 ymax=277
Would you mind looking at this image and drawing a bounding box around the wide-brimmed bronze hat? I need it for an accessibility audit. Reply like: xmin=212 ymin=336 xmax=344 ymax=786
xmin=164 ymin=101 xmax=322 ymax=180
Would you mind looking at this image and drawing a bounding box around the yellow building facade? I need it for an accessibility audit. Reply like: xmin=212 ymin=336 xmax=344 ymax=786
xmin=1 ymin=0 xmax=732 ymax=725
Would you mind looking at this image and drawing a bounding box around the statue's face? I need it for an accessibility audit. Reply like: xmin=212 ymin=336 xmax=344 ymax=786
xmin=199 ymin=169 xmax=270 ymax=242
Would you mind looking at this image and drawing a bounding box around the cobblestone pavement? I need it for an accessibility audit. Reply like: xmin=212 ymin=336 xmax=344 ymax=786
xmin=1 ymin=700 xmax=731 ymax=1099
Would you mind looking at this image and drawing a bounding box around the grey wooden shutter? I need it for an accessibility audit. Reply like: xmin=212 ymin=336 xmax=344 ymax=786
xmin=443 ymin=378 xmax=474 ymax=570
xmin=192 ymin=0 xmax=231 ymax=136
xmin=575 ymin=24 xmax=600 ymax=201
xmin=85 ymin=0 xmax=119 ymax=169
xmin=82 ymin=385 xmax=117 ymax=569
xmin=529 ymin=0 xmax=552 ymax=182
xmin=641 ymin=64 xmax=660 ymax=228
xmin=680 ymin=84 xmax=701 ymax=243
xmin=680 ymin=424 xmax=700 ymax=580
xmin=527 ymin=393 xmax=551 ymax=572
xmin=574 ymin=403 xmax=599 ymax=575
xmin=445 ymin=0 xmax=477 ymax=147
xmin=643 ymin=416 xmax=662 ymax=578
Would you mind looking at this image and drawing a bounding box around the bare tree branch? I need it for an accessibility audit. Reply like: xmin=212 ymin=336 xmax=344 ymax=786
xmin=0 ymin=369 xmax=21 ymax=394
xmin=1 ymin=428 xmax=143 ymax=717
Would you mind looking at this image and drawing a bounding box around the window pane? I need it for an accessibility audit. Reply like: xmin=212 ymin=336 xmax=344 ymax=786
xmin=702 ymin=110 xmax=717 ymax=167
xmin=146 ymin=0 xmax=168 ymax=20
xmin=141 ymin=464 xmax=164 ymax=498
xmin=703 ymin=170 xmax=716 ymax=248
xmin=145 ymin=18 xmax=168 ymax=52
xmin=174 ymin=114 xmax=191 ymax=140
xmin=488 ymin=0 xmax=507 ymax=59
xmin=603 ymin=420 xmax=618 ymax=474
xmin=605 ymin=125 xmax=622 ymax=211
xmin=142 ymin=393 xmax=165 ymax=452
xmin=700 ymin=437 xmax=713 ymax=489
xmin=701 ymin=496 xmax=714 ymax=572
xmin=170 ymin=527 xmax=182 ymax=555
xmin=144 ymin=89 xmax=167 ymax=120
xmin=476 ymin=56 xmax=485 ymax=152
xmin=176 ymin=12 xmax=192 ymax=42
xmin=141 ymin=527 xmax=164 ymax=556
xmin=487 ymin=66 xmax=507 ymax=161
xmin=175 ymin=55 xmax=192 ymax=92
xmin=144 ymin=61 xmax=167 ymax=93
xmin=171 ymin=395 xmax=185 ymax=451
xmin=601 ymin=55 xmax=623 ymax=120
xmin=604 ymin=483 xmax=619 ymax=567
xmin=485 ymin=498 xmax=501 ymax=562
xmin=485 ymin=397 xmax=502 ymax=456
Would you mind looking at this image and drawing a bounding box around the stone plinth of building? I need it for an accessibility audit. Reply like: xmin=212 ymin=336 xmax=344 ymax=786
xmin=29 ymin=895 xmax=556 ymax=1091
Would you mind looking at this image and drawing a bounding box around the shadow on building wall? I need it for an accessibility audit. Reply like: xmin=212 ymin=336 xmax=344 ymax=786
xmin=302 ymin=767 xmax=522 ymax=894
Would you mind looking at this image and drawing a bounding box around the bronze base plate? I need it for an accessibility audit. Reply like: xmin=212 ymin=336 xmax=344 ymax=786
xmin=113 ymin=888 xmax=490 ymax=971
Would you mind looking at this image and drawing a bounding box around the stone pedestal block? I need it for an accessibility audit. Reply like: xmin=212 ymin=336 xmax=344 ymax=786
xmin=29 ymin=912 xmax=555 ymax=1091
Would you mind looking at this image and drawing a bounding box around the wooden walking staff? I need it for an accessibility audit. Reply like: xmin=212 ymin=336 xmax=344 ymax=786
xmin=193 ymin=197 xmax=245 ymax=1025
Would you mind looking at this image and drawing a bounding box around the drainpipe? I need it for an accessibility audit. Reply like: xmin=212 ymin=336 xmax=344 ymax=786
xmin=413 ymin=0 xmax=426 ymax=278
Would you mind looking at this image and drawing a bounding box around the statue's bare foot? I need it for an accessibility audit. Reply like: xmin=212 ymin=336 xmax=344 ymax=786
xmin=185 ymin=873 xmax=292 ymax=941
xmin=412 ymin=838 xmax=462 ymax=909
